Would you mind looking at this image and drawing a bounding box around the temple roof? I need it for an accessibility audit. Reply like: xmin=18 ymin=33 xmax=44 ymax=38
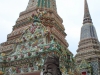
xmin=79 ymin=60 xmax=91 ymax=69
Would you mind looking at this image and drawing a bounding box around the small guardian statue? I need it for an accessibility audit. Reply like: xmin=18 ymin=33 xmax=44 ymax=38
xmin=43 ymin=55 xmax=62 ymax=75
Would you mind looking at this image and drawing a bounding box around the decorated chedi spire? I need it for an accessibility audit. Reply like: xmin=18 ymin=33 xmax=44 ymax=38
xmin=81 ymin=0 xmax=98 ymax=40
xmin=26 ymin=0 xmax=57 ymax=12
xmin=83 ymin=0 xmax=92 ymax=24
xmin=76 ymin=1 xmax=100 ymax=75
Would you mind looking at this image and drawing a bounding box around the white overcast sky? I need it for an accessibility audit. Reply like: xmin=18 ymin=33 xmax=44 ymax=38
xmin=0 ymin=0 xmax=100 ymax=55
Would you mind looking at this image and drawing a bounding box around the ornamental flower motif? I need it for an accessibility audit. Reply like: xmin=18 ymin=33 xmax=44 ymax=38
xmin=44 ymin=45 xmax=50 ymax=50
xmin=31 ymin=67 xmax=34 ymax=70
xmin=12 ymin=67 xmax=16 ymax=71
xmin=34 ymin=35 xmax=37 ymax=39
xmin=7 ymin=57 xmax=11 ymax=61
xmin=1 ymin=53 xmax=6 ymax=57
xmin=14 ymin=55 xmax=17 ymax=59
xmin=21 ymin=54 xmax=24 ymax=58
xmin=42 ymin=53 xmax=46 ymax=56
xmin=60 ymin=68 xmax=64 ymax=73
xmin=24 ymin=65 xmax=28 ymax=68
xmin=53 ymin=44 xmax=57 ymax=48
xmin=44 ymin=29 xmax=49 ymax=36
xmin=28 ymin=52 xmax=31 ymax=56
xmin=23 ymin=37 xmax=27 ymax=42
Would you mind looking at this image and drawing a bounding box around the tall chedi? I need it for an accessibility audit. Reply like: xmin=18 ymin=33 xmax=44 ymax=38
xmin=75 ymin=0 xmax=100 ymax=75
xmin=0 ymin=0 xmax=74 ymax=75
